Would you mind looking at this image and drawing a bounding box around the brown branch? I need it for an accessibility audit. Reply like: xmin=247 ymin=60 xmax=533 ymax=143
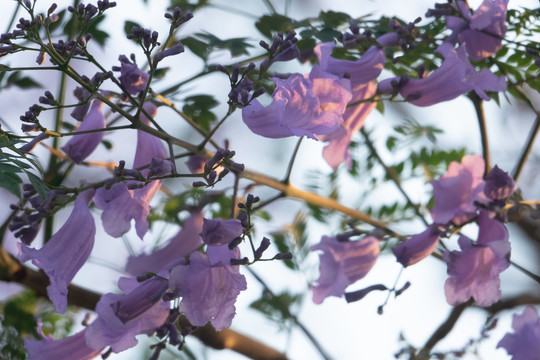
xmin=0 ymin=248 xmax=288 ymax=360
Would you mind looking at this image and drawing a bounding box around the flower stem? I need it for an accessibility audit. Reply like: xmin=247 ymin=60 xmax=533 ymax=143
xmin=512 ymin=114 xmax=540 ymax=182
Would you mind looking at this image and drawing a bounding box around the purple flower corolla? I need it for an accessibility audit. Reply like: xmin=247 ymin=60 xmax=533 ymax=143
xmin=19 ymin=133 xmax=50 ymax=154
xmin=18 ymin=190 xmax=95 ymax=314
xmin=311 ymin=236 xmax=380 ymax=304
xmin=378 ymin=43 xmax=506 ymax=107
xmin=444 ymin=211 xmax=510 ymax=306
xmin=61 ymin=100 xmax=106 ymax=164
xmin=392 ymin=225 xmax=442 ymax=267
xmin=431 ymin=154 xmax=487 ymax=225
xmin=25 ymin=327 xmax=104 ymax=360
xmin=168 ymin=251 xmax=247 ymax=330
xmin=446 ymin=0 xmax=508 ymax=61
xmin=125 ymin=211 xmax=204 ymax=276
xmin=94 ymin=103 xmax=167 ymax=239
xmin=118 ymin=55 xmax=149 ymax=94
xmin=484 ymin=165 xmax=515 ymax=200
xmin=314 ymin=42 xmax=385 ymax=169
xmin=497 ymin=306 xmax=540 ymax=360
xmin=85 ymin=276 xmax=169 ymax=353
xmin=200 ymin=217 xmax=243 ymax=246
xmin=242 ymin=66 xmax=352 ymax=139
xmin=154 ymin=42 xmax=184 ymax=63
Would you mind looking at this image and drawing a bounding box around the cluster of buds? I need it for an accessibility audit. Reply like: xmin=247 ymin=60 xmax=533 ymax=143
xmin=192 ymin=148 xmax=244 ymax=188
xmin=164 ymin=6 xmax=193 ymax=29
xmin=218 ymin=63 xmax=265 ymax=107
xmin=259 ymin=30 xmax=299 ymax=71
xmin=341 ymin=21 xmax=375 ymax=48
xmin=128 ymin=26 xmax=160 ymax=52
xmin=68 ymin=1 xmax=116 ymax=22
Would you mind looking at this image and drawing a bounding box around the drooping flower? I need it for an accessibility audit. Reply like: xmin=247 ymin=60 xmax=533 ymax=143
xmin=444 ymin=211 xmax=511 ymax=306
xmin=314 ymin=42 xmax=385 ymax=169
xmin=497 ymin=306 xmax=540 ymax=360
xmin=125 ymin=211 xmax=204 ymax=276
xmin=484 ymin=165 xmax=515 ymax=200
xmin=242 ymin=66 xmax=352 ymax=139
xmin=311 ymin=236 xmax=380 ymax=304
xmin=25 ymin=327 xmax=104 ymax=360
xmin=378 ymin=43 xmax=506 ymax=107
xmin=430 ymin=154 xmax=487 ymax=225
xmin=94 ymin=103 xmax=167 ymax=239
xmin=117 ymin=55 xmax=149 ymax=95
xmin=446 ymin=0 xmax=508 ymax=61
xmin=392 ymin=225 xmax=443 ymax=267
xmin=199 ymin=217 xmax=243 ymax=246
xmin=18 ymin=189 xmax=96 ymax=313
xmin=85 ymin=276 xmax=169 ymax=353
xmin=168 ymin=251 xmax=247 ymax=330
xmin=61 ymin=100 xmax=106 ymax=164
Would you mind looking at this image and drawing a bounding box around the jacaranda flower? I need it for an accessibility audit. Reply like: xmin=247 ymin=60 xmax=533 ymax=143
xmin=392 ymin=225 xmax=443 ymax=267
xmin=62 ymin=99 xmax=106 ymax=164
xmin=117 ymin=55 xmax=149 ymax=95
xmin=446 ymin=0 xmax=508 ymax=61
xmin=431 ymin=154 xmax=487 ymax=225
xmin=168 ymin=251 xmax=247 ymax=330
xmin=199 ymin=217 xmax=243 ymax=246
xmin=18 ymin=189 xmax=96 ymax=313
xmin=242 ymin=67 xmax=352 ymax=139
xmin=497 ymin=306 xmax=540 ymax=360
xmin=311 ymin=236 xmax=380 ymax=304
xmin=444 ymin=211 xmax=510 ymax=306
xmin=378 ymin=43 xmax=506 ymax=107
xmin=25 ymin=327 xmax=104 ymax=360
xmin=85 ymin=276 xmax=169 ymax=353
xmin=314 ymin=42 xmax=385 ymax=169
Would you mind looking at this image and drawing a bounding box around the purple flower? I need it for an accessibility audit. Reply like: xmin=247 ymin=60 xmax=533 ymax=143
xmin=310 ymin=236 xmax=380 ymax=304
xmin=497 ymin=306 xmax=540 ymax=360
xmin=25 ymin=327 xmax=104 ymax=360
xmin=431 ymin=154 xmax=487 ymax=225
xmin=392 ymin=225 xmax=442 ymax=267
xmin=199 ymin=217 xmax=243 ymax=246
xmin=446 ymin=0 xmax=508 ymax=61
xmin=125 ymin=211 xmax=204 ymax=276
xmin=94 ymin=103 xmax=167 ymax=239
xmin=61 ymin=100 xmax=106 ymax=164
xmin=484 ymin=165 xmax=515 ymax=200
xmin=118 ymin=56 xmax=149 ymax=94
xmin=154 ymin=42 xmax=184 ymax=62
xmin=242 ymin=66 xmax=352 ymax=139
xmin=18 ymin=190 xmax=96 ymax=313
xmin=444 ymin=211 xmax=510 ymax=306
xmin=19 ymin=133 xmax=50 ymax=154
xmin=314 ymin=42 xmax=385 ymax=169
xmin=168 ymin=251 xmax=247 ymax=330
xmin=378 ymin=43 xmax=506 ymax=107
xmin=85 ymin=276 xmax=169 ymax=353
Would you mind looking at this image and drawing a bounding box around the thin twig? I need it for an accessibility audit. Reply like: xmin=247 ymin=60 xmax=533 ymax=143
xmin=283 ymin=137 xmax=303 ymax=184
xmin=468 ymin=93 xmax=490 ymax=175
xmin=512 ymin=115 xmax=540 ymax=182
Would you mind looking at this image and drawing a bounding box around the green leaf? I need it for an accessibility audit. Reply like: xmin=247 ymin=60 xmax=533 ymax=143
xmin=319 ymin=10 xmax=351 ymax=28
xmin=6 ymin=72 xmax=41 ymax=89
xmin=196 ymin=33 xmax=253 ymax=57
xmin=124 ymin=20 xmax=143 ymax=38
xmin=256 ymin=14 xmax=295 ymax=38
xmin=25 ymin=172 xmax=49 ymax=200
xmin=182 ymin=94 xmax=219 ymax=130
xmin=181 ymin=36 xmax=211 ymax=61
xmin=250 ymin=290 xmax=300 ymax=327
xmin=0 ymin=171 xmax=22 ymax=198
xmin=152 ymin=67 xmax=170 ymax=80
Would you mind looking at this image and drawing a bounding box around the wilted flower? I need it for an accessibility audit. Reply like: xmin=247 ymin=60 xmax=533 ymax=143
xmin=444 ymin=211 xmax=511 ymax=306
xmin=61 ymin=99 xmax=106 ymax=164
xmin=18 ymin=190 xmax=96 ymax=313
xmin=311 ymin=236 xmax=380 ymax=304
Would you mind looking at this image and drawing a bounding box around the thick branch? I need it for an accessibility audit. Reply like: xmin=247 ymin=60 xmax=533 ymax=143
xmin=0 ymin=248 xmax=288 ymax=360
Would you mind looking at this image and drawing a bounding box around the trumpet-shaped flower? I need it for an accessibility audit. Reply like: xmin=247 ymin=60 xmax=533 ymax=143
xmin=18 ymin=190 xmax=95 ymax=313
xmin=118 ymin=55 xmax=149 ymax=94
xmin=25 ymin=327 xmax=104 ymax=360
xmin=62 ymin=100 xmax=106 ymax=164
xmin=392 ymin=225 xmax=442 ymax=267
xmin=446 ymin=0 xmax=508 ymax=61
xmin=444 ymin=211 xmax=510 ymax=306
xmin=430 ymin=154 xmax=487 ymax=225
xmin=94 ymin=103 xmax=167 ymax=239
xmin=314 ymin=42 xmax=385 ymax=169
xmin=85 ymin=276 xmax=169 ymax=353
xmin=242 ymin=67 xmax=352 ymax=139
xmin=200 ymin=217 xmax=243 ymax=246
xmin=497 ymin=306 xmax=540 ymax=360
xmin=168 ymin=251 xmax=247 ymax=330
xmin=378 ymin=43 xmax=506 ymax=107
xmin=311 ymin=236 xmax=380 ymax=304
